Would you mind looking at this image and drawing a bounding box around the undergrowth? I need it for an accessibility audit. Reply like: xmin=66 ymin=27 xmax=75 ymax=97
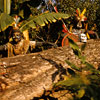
xmin=53 ymin=38 xmax=100 ymax=100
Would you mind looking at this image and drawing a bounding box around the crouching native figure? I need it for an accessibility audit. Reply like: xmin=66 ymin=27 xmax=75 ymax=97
xmin=0 ymin=29 xmax=49 ymax=57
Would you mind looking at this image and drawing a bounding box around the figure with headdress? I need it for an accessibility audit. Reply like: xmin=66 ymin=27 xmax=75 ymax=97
xmin=0 ymin=29 xmax=53 ymax=57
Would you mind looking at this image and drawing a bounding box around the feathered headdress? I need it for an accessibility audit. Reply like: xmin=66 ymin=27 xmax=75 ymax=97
xmin=75 ymin=8 xmax=87 ymax=22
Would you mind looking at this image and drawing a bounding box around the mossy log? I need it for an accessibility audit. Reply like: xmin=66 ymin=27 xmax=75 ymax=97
xmin=0 ymin=39 xmax=100 ymax=100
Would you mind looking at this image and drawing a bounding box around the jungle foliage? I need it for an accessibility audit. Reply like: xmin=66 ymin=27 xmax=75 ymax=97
xmin=0 ymin=1 xmax=100 ymax=99
xmin=58 ymin=0 xmax=100 ymax=29
xmin=52 ymin=38 xmax=100 ymax=100
xmin=0 ymin=0 xmax=100 ymax=45
xmin=0 ymin=0 xmax=70 ymax=45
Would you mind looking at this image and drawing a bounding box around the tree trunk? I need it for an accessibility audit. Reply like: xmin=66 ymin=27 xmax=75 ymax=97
xmin=0 ymin=39 xmax=100 ymax=100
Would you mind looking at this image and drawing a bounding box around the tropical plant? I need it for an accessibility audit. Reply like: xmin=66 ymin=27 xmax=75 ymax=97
xmin=0 ymin=0 xmax=70 ymax=44
xmin=0 ymin=13 xmax=14 ymax=32
xmin=53 ymin=38 xmax=100 ymax=100
xmin=0 ymin=0 xmax=14 ymax=32
xmin=19 ymin=12 xmax=70 ymax=31
xmin=0 ymin=0 xmax=100 ymax=46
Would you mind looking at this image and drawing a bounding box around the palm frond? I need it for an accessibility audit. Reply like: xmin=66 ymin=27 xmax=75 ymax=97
xmin=20 ymin=12 xmax=70 ymax=31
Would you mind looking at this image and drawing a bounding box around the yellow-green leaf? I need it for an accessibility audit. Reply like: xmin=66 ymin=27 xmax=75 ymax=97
xmin=0 ymin=13 xmax=14 ymax=32
xmin=77 ymin=89 xmax=85 ymax=98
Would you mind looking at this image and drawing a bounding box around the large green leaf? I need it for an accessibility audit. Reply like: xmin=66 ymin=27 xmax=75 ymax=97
xmin=0 ymin=13 xmax=14 ymax=32
xmin=20 ymin=12 xmax=70 ymax=31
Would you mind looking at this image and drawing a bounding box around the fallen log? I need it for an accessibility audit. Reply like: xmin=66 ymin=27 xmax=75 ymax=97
xmin=0 ymin=39 xmax=100 ymax=100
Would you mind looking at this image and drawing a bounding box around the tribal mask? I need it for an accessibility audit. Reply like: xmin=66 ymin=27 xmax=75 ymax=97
xmin=12 ymin=31 xmax=22 ymax=43
xmin=80 ymin=33 xmax=87 ymax=43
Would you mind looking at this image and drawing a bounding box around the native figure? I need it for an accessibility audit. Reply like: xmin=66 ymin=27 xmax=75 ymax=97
xmin=71 ymin=8 xmax=88 ymax=42
xmin=0 ymin=29 xmax=50 ymax=57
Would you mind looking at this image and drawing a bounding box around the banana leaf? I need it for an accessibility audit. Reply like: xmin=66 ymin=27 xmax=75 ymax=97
xmin=0 ymin=13 xmax=15 ymax=32
xmin=20 ymin=12 xmax=70 ymax=31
